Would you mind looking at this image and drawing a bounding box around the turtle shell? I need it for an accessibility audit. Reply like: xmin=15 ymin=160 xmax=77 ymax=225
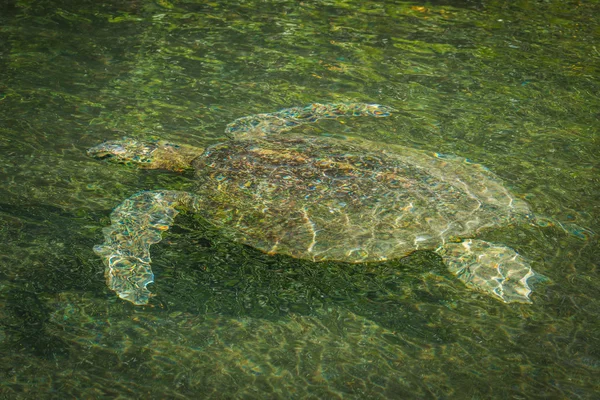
xmin=192 ymin=135 xmax=530 ymax=263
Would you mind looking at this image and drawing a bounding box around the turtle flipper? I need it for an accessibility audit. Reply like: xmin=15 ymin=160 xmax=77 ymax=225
xmin=225 ymin=103 xmax=396 ymax=139
xmin=438 ymin=239 xmax=542 ymax=304
xmin=93 ymin=190 xmax=198 ymax=305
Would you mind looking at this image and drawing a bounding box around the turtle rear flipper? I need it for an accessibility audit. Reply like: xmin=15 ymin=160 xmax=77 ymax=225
xmin=94 ymin=190 xmax=198 ymax=305
xmin=438 ymin=239 xmax=544 ymax=303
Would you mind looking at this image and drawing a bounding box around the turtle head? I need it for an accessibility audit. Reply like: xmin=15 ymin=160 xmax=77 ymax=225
xmin=87 ymin=137 xmax=203 ymax=172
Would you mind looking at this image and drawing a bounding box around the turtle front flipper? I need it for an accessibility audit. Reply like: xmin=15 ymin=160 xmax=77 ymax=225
xmin=437 ymin=239 xmax=543 ymax=304
xmin=93 ymin=190 xmax=198 ymax=305
xmin=225 ymin=102 xmax=396 ymax=139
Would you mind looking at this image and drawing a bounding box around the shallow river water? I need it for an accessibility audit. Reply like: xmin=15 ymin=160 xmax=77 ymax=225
xmin=0 ymin=0 xmax=598 ymax=398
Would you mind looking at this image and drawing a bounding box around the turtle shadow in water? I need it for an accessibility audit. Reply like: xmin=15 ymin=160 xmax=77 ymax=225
xmin=146 ymin=213 xmax=462 ymax=343
xmin=1 ymin=289 xmax=71 ymax=360
xmin=0 ymin=202 xmax=109 ymax=360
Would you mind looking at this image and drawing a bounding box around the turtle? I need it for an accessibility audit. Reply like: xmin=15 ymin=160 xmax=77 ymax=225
xmin=88 ymin=102 xmax=542 ymax=306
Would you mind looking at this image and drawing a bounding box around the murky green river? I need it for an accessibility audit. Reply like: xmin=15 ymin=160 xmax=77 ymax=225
xmin=1 ymin=0 xmax=598 ymax=398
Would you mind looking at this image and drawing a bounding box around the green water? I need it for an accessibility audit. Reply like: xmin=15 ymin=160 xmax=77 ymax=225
xmin=0 ymin=0 xmax=598 ymax=398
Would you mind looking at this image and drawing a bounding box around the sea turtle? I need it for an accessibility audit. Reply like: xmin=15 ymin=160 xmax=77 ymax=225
xmin=88 ymin=102 xmax=541 ymax=306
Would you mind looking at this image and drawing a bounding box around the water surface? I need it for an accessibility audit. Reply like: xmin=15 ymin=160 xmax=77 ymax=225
xmin=0 ymin=0 xmax=598 ymax=398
